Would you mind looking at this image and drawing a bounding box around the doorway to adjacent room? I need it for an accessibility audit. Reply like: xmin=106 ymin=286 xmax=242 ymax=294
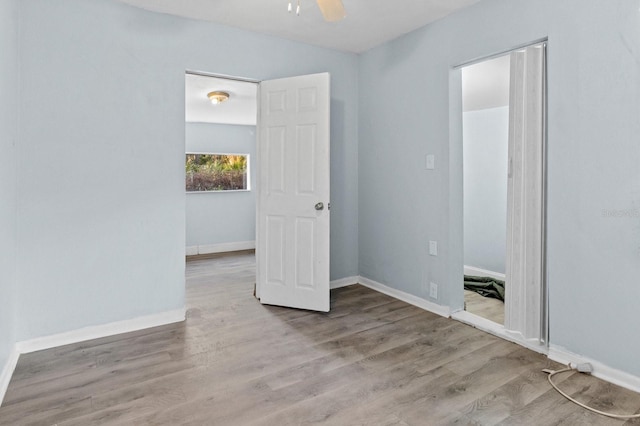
xmin=452 ymin=41 xmax=548 ymax=352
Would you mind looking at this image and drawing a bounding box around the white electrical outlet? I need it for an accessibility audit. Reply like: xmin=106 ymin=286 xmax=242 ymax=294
xmin=426 ymin=154 xmax=435 ymax=170
xmin=429 ymin=240 xmax=438 ymax=256
xmin=429 ymin=282 xmax=438 ymax=299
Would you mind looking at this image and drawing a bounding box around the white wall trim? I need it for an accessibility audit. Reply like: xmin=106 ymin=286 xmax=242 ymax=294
xmin=16 ymin=308 xmax=186 ymax=355
xmin=0 ymin=345 xmax=19 ymax=406
xmin=464 ymin=265 xmax=506 ymax=281
xmin=330 ymin=276 xmax=359 ymax=290
xmin=358 ymin=276 xmax=451 ymax=318
xmin=549 ymin=344 xmax=640 ymax=394
xmin=186 ymin=241 xmax=255 ymax=256
xmin=451 ymin=310 xmax=548 ymax=355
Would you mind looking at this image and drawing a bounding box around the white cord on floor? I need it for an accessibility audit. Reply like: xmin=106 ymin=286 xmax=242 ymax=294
xmin=544 ymin=365 xmax=640 ymax=420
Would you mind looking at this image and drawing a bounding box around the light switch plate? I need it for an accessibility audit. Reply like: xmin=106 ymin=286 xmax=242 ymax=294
xmin=426 ymin=154 xmax=435 ymax=170
xmin=429 ymin=241 xmax=438 ymax=256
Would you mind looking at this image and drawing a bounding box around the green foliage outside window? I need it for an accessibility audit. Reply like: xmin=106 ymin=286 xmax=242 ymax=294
xmin=186 ymin=154 xmax=248 ymax=192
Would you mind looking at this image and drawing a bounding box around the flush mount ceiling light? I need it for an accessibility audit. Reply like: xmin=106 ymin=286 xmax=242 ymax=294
xmin=207 ymin=91 xmax=230 ymax=105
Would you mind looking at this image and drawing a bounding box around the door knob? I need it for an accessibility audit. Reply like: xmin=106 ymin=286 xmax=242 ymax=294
xmin=315 ymin=202 xmax=324 ymax=211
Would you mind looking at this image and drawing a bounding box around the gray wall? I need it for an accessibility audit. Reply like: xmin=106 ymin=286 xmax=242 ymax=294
xmin=359 ymin=0 xmax=640 ymax=376
xmin=463 ymin=106 xmax=509 ymax=274
xmin=0 ymin=0 xmax=18 ymax=374
xmin=185 ymin=123 xmax=256 ymax=248
xmin=14 ymin=0 xmax=359 ymax=342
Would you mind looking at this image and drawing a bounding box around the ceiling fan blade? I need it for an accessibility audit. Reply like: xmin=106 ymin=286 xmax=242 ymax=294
xmin=316 ymin=0 xmax=346 ymax=22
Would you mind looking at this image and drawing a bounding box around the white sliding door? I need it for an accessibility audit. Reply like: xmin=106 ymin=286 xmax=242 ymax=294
xmin=505 ymin=43 xmax=547 ymax=342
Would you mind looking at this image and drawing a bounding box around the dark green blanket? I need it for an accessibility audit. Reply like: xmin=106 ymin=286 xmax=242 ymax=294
xmin=464 ymin=275 xmax=505 ymax=302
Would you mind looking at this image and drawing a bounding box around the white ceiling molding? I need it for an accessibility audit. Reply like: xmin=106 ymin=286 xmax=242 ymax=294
xmin=118 ymin=0 xmax=481 ymax=53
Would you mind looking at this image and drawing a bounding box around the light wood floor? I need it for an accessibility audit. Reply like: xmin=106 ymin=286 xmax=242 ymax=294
xmin=2 ymin=252 xmax=640 ymax=425
xmin=464 ymin=290 xmax=505 ymax=325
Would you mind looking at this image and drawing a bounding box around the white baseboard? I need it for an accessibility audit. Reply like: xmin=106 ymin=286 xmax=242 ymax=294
xmin=464 ymin=265 xmax=505 ymax=281
xmin=16 ymin=308 xmax=186 ymax=355
xmin=330 ymin=276 xmax=359 ymax=289
xmin=358 ymin=276 xmax=450 ymax=318
xmin=549 ymin=344 xmax=640 ymax=394
xmin=186 ymin=241 xmax=255 ymax=256
xmin=451 ymin=310 xmax=548 ymax=355
xmin=0 ymin=345 xmax=19 ymax=406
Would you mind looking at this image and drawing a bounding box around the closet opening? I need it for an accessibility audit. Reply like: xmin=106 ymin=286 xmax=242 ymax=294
xmin=451 ymin=41 xmax=548 ymax=352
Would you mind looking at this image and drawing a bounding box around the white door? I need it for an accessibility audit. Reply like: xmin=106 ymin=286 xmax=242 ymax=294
xmin=256 ymin=73 xmax=331 ymax=312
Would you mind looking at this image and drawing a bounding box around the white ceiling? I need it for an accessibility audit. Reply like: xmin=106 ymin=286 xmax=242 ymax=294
xmin=118 ymin=0 xmax=481 ymax=53
xmin=185 ymin=74 xmax=257 ymax=125
xmin=462 ymin=54 xmax=511 ymax=112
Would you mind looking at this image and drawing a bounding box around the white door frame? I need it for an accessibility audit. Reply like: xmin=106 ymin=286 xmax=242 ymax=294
xmin=448 ymin=40 xmax=549 ymax=353
xmin=184 ymin=71 xmax=331 ymax=313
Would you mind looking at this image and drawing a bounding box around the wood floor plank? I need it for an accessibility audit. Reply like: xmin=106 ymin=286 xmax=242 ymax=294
xmin=1 ymin=251 xmax=639 ymax=425
xmin=496 ymin=371 xmax=629 ymax=425
xmin=460 ymin=366 xmax=568 ymax=425
xmin=464 ymin=290 xmax=504 ymax=325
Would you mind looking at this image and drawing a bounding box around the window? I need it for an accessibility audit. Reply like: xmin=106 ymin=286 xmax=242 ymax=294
xmin=185 ymin=153 xmax=249 ymax=192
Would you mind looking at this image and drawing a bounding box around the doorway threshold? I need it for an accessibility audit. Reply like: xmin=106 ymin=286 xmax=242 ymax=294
xmin=451 ymin=310 xmax=548 ymax=355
